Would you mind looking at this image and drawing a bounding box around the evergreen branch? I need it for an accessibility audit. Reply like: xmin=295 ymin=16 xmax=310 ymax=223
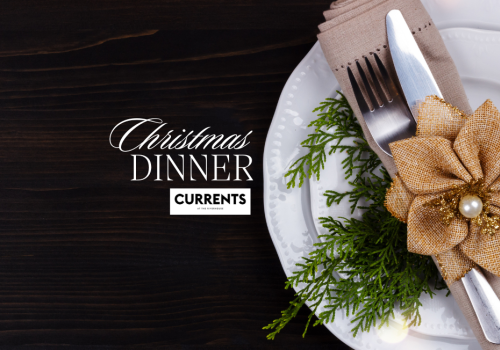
xmin=265 ymin=95 xmax=448 ymax=339
xmin=284 ymin=92 xmax=365 ymax=189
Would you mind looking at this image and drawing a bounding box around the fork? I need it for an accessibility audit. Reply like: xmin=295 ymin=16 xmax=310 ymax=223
xmin=347 ymin=53 xmax=416 ymax=156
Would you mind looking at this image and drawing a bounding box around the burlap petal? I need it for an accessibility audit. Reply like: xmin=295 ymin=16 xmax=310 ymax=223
xmin=454 ymin=100 xmax=500 ymax=186
xmin=436 ymin=246 xmax=477 ymax=285
xmin=390 ymin=137 xmax=471 ymax=195
xmin=460 ymin=223 xmax=500 ymax=277
xmin=407 ymin=193 xmax=469 ymax=255
xmin=384 ymin=174 xmax=416 ymax=223
xmin=417 ymin=96 xmax=467 ymax=140
xmin=490 ymin=193 xmax=500 ymax=209
xmin=489 ymin=203 xmax=500 ymax=216
xmin=490 ymin=178 xmax=500 ymax=192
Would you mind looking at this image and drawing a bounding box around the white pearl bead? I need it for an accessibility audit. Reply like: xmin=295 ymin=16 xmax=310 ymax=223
xmin=459 ymin=195 xmax=483 ymax=219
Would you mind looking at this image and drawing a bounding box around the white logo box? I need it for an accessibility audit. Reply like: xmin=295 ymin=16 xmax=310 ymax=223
xmin=170 ymin=188 xmax=251 ymax=215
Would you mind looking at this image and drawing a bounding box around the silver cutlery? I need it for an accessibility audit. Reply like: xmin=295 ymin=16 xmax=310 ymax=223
xmin=386 ymin=10 xmax=442 ymax=121
xmin=386 ymin=9 xmax=500 ymax=344
xmin=347 ymin=54 xmax=416 ymax=156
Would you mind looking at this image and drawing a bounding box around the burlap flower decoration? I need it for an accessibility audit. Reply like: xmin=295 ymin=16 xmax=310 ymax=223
xmin=385 ymin=96 xmax=500 ymax=285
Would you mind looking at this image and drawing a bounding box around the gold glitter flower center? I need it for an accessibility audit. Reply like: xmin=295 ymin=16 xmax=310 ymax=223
xmin=423 ymin=178 xmax=500 ymax=235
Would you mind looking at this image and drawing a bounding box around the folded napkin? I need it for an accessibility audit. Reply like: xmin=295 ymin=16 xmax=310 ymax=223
xmin=317 ymin=0 xmax=500 ymax=348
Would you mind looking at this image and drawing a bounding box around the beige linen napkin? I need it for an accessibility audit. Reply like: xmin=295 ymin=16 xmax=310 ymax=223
xmin=317 ymin=0 xmax=500 ymax=348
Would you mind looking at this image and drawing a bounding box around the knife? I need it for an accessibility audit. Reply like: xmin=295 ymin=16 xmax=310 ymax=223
xmin=387 ymin=9 xmax=500 ymax=344
xmin=386 ymin=10 xmax=442 ymax=122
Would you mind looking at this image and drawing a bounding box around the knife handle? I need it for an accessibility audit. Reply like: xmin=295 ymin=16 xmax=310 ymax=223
xmin=461 ymin=267 xmax=500 ymax=344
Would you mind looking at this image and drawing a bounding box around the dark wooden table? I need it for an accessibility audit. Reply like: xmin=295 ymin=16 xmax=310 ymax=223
xmin=0 ymin=1 xmax=352 ymax=348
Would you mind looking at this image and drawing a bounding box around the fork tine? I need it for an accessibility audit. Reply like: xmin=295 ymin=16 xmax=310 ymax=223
xmin=374 ymin=53 xmax=397 ymax=101
xmin=364 ymin=56 xmax=388 ymax=105
xmin=347 ymin=66 xmax=370 ymax=114
xmin=356 ymin=61 xmax=379 ymax=110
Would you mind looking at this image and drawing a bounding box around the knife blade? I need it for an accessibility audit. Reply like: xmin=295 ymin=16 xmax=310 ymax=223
xmin=387 ymin=9 xmax=500 ymax=344
xmin=386 ymin=10 xmax=442 ymax=120
xmin=462 ymin=269 xmax=500 ymax=343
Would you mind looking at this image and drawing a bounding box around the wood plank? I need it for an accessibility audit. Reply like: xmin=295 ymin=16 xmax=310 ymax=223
xmin=0 ymin=1 xmax=352 ymax=348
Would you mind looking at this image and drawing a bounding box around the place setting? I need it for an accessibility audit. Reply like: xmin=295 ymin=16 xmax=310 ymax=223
xmin=263 ymin=0 xmax=500 ymax=349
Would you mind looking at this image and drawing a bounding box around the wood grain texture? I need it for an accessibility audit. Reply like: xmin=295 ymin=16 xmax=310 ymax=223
xmin=0 ymin=0 xmax=352 ymax=348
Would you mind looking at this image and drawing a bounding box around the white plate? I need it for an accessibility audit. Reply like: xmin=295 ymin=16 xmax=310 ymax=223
xmin=309 ymin=26 xmax=500 ymax=342
xmin=263 ymin=24 xmax=500 ymax=350
xmin=421 ymin=0 xmax=500 ymax=31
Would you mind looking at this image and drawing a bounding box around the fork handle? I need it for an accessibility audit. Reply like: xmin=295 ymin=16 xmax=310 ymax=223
xmin=461 ymin=267 xmax=500 ymax=344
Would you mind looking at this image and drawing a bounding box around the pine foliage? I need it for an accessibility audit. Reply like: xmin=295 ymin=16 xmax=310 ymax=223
xmin=265 ymin=93 xmax=447 ymax=339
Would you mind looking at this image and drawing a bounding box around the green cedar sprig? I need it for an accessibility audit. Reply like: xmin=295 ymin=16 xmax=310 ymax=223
xmin=264 ymin=93 xmax=447 ymax=340
xmin=284 ymin=92 xmax=379 ymax=188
